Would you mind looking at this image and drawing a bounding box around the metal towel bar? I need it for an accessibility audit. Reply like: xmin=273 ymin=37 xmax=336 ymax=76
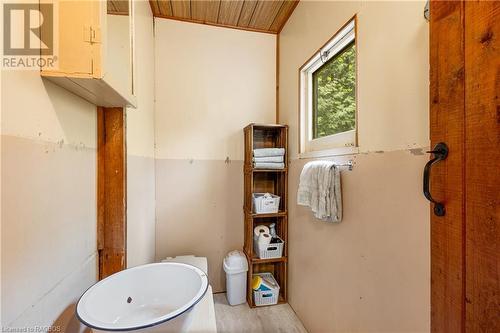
xmin=335 ymin=160 xmax=354 ymax=171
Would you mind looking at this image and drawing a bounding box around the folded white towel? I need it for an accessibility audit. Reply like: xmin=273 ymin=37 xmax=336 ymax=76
xmin=253 ymin=156 xmax=284 ymax=163
xmin=297 ymin=161 xmax=342 ymax=222
xmin=253 ymin=148 xmax=285 ymax=158
xmin=254 ymin=162 xmax=285 ymax=169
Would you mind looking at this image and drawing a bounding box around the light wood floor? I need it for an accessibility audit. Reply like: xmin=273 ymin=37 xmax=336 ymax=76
xmin=213 ymin=293 xmax=308 ymax=333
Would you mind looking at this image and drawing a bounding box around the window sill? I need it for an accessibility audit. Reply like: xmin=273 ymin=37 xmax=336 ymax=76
xmin=299 ymin=146 xmax=359 ymax=159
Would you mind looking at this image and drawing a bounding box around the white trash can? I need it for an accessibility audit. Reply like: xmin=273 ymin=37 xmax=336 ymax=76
xmin=223 ymin=250 xmax=248 ymax=306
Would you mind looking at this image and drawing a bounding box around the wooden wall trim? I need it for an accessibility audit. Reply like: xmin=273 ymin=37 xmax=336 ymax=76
xmin=276 ymin=33 xmax=280 ymax=123
xmin=97 ymin=106 xmax=127 ymax=280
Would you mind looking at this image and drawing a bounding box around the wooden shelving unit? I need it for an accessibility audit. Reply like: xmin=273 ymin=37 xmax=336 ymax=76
xmin=243 ymin=123 xmax=288 ymax=307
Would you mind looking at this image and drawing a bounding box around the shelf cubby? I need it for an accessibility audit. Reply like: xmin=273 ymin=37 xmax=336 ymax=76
xmin=251 ymin=261 xmax=288 ymax=305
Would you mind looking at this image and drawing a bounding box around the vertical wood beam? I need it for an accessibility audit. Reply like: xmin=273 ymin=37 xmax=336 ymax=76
xmin=97 ymin=106 xmax=127 ymax=280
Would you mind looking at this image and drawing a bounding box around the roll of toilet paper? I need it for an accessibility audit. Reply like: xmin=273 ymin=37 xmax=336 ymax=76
xmin=257 ymin=233 xmax=272 ymax=250
xmin=254 ymin=225 xmax=270 ymax=238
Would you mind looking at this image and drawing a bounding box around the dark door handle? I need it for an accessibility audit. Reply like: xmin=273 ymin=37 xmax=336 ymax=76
xmin=423 ymin=142 xmax=448 ymax=216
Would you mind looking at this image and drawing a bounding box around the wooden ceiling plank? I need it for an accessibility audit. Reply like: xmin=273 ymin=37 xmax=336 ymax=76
xmin=237 ymin=0 xmax=258 ymax=27
xmin=268 ymin=0 xmax=286 ymax=31
xmin=107 ymin=0 xmax=129 ymax=15
xmin=171 ymin=0 xmax=191 ymax=19
xmin=117 ymin=1 xmax=128 ymax=13
xmin=191 ymin=0 xmax=221 ymax=22
xmin=218 ymin=0 xmax=244 ymax=26
xmin=149 ymin=0 xmax=161 ymax=16
xmin=107 ymin=0 xmax=118 ymax=14
xmin=157 ymin=0 xmax=173 ymax=16
xmin=249 ymin=0 xmax=283 ymax=30
xmin=270 ymin=0 xmax=299 ymax=32
xmin=153 ymin=0 xmax=299 ymax=33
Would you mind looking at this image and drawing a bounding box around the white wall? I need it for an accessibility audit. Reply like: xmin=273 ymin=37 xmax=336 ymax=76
xmin=154 ymin=19 xmax=276 ymax=292
xmin=1 ymin=2 xmax=99 ymax=324
xmin=154 ymin=19 xmax=276 ymax=161
xmin=281 ymin=0 xmax=429 ymax=159
xmin=126 ymin=0 xmax=156 ymax=268
xmin=1 ymin=0 xmax=156 ymax=329
xmin=280 ymin=1 xmax=430 ymax=332
xmin=1 ymin=69 xmax=97 ymax=331
xmin=2 ymin=2 xmax=430 ymax=330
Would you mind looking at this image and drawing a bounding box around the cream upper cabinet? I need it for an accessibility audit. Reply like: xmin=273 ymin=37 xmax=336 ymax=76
xmin=41 ymin=0 xmax=136 ymax=107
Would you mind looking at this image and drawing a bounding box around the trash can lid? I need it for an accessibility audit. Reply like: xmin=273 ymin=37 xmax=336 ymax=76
xmin=223 ymin=250 xmax=248 ymax=274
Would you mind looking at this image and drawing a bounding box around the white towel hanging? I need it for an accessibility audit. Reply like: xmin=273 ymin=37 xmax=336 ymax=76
xmin=297 ymin=161 xmax=342 ymax=222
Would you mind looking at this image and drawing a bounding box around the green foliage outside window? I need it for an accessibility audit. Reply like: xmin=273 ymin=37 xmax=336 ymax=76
xmin=312 ymin=41 xmax=356 ymax=139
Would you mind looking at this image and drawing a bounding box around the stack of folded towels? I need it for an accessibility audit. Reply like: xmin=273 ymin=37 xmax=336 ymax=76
xmin=253 ymin=148 xmax=285 ymax=169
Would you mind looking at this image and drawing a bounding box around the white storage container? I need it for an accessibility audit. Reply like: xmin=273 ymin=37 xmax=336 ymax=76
xmin=253 ymin=273 xmax=280 ymax=306
xmin=253 ymin=236 xmax=284 ymax=259
xmin=252 ymin=193 xmax=280 ymax=214
xmin=223 ymin=250 xmax=248 ymax=306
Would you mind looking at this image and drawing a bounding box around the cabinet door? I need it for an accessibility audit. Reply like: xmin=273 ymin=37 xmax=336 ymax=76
xmin=44 ymin=0 xmax=102 ymax=76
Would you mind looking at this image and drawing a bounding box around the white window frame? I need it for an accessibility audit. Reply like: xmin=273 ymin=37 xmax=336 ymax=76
xmin=299 ymin=19 xmax=357 ymax=156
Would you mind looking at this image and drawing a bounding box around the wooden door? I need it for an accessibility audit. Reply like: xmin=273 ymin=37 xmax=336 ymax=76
xmin=429 ymin=1 xmax=499 ymax=331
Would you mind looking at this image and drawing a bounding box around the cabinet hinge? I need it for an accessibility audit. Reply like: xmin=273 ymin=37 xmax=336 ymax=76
xmin=84 ymin=25 xmax=92 ymax=42
xmin=84 ymin=25 xmax=101 ymax=43
xmin=91 ymin=27 xmax=101 ymax=43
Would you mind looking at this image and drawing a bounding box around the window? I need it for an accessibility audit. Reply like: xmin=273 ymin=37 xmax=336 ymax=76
xmin=300 ymin=19 xmax=357 ymax=154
